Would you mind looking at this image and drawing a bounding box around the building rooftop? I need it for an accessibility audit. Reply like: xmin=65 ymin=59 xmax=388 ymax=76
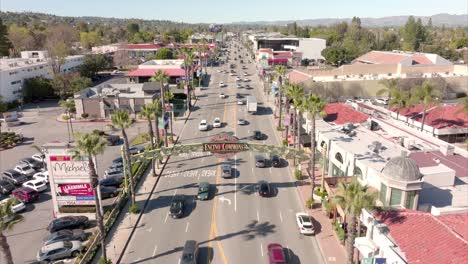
xmin=288 ymin=70 xmax=312 ymax=84
xmin=0 ymin=57 xmax=48 ymax=71
xmin=410 ymin=151 xmax=468 ymax=178
xmin=126 ymin=44 xmax=162 ymax=50
xmin=75 ymin=83 xmax=160 ymax=99
xmin=354 ymin=50 xmax=451 ymax=65
xmin=375 ymin=210 xmax=468 ymax=264
xmin=126 ymin=68 xmax=186 ymax=77
xmin=394 ymin=104 xmax=468 ymax=130
xmin=323 ymin=103 xmax=369 ymax=125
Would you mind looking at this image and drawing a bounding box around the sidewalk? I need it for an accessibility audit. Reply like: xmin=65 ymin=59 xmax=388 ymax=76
xmin=261 ymin=86 xmax=347 ymax=264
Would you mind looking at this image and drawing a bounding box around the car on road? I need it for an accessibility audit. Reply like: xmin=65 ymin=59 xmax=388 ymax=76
xmin=229 ymin=73 xmax=235 ymax=76
xmin=267 ymin=243 xmax=286 ymax=264
xmin=236 ymin=83 xmax=242 ymax=88
xmin=100 ymin=175 xmax=124 ymax=188
xmin=257 ymin=180 xmax=271 ymax=197
xmin=255 ymin=155 xmax=267 ymax=168
xmin=221 ymin=163 xmax=232 ymax=178
xmin=43 ymin=229 xmax=87 ymax=246
xmin=236 ymin=76 xmax=241 ymax=81
xmin=23 ymin=179 xmax=47 ymax=192
xmin=237 ymin=118 xmax=247 ymax=125
xmin=199 ymin=120 xmax=208 ymax=131
xmin=219 ymin=93 xmax=227 ymax=98
xmin=213 ymin=117 xmax=222 ymax=128
xmin=112 ymin=157 xmax=123 ymax=164
xmin=271 ymin=155 xmax=281 ymax=168
xmin=243 ymin=78 xmax=250 ymax=82
xmin=12 ymin=187 xmax=39 ymax=203
xmin=219 ymin=81 xmax=225 ymax=87
xmin=2 ymin=170 xmax=28 ymax=185
xmin=100 ymin=186 xmax=118 ymax=199
xmin=31 ymin=153 xmax=45 ymax=163
xmin=0 ymin=197 xmax=26 ymax=213
xmin=105 ymin=134 xmax=120 ymax=146
xmin=129 ymin=145 xmax=145 ymax=155
xmin=253 ymin=130 xmax=263 ymax=140
xmin=376 ymin=98 xmax=389 ymax=105
xmin=36 ymin=241 xmax=83 ymax=262
xmin=47 ymin=216 xmax=90 ymax=233
xmin=236 ymin=93 xmax=243 ymax=99
xmin=296 ymin=212 xmax=315 ymax=235
xmin=14 ymin=164 xmax=36 ymax=177
xmin=237 ymin=99 xmax=246 ymax=105
xmin=197 ymin=182 xmax=210 ymax=200
xmin=20 ymin=158 xmax=43 ymax=171
xmin=33 ymin=171 xmax=49 ymax=184
xmin=181 ymin=240 xmax=198 ymax=264
xmin=170 ymin=196 xmax=185 ymax=218
xmin=0 ymin=179 xmax=15 ymax=194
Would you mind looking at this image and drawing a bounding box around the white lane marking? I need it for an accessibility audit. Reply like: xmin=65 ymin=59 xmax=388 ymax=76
xmin=260 ymin=243 xmax=264 ymax=257
xmin=178 ymin=258 xmax=181 ymax=264
xmin=185 ymin=222 xmax=190 ymax=232
xmin=164 ymin=213 xmax=169 ymax=223
xmin=146 ymin=227 xmax=152 ymax=233
xmin=257 ymin=209 xmax=260 ymax=221
xmin=234 ymin=154 xmax=238 ymax=212
xmin=251 ymin=167 xmax=254 ymax=174
xmin=269 ymin=168 xmax=272 ymax=174
xmin=152 ymin=245 xmax=158 ymax=257
xmin=279 ymin=211 xmax=283 ymax=223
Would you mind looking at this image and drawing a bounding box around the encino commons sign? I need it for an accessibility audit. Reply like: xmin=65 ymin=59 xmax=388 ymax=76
xmin=203 ymin=134 xmax=249 ymax=158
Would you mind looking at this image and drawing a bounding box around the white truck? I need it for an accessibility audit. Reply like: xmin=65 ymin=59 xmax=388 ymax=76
xmin=246 ymin=96 xmax=257 ymax=114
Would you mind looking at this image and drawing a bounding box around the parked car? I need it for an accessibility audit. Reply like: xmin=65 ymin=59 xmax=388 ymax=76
xmin=267 ymin=243 xmax=286 ymax=264
xmin=104 ymin=168 xmax=124 ymax=178
xmin=0 ymin=197 xmax=26 ymax=213
xmin=170 ymin=195 xmax=185 ymax=218
xmin=257 ymin=181 xmax=271 ymax=197
xmin=255 ymin=155 xmax=267 ymax=168
xmin=20 ymin=157 xmax=43 ymax=171
xmin=199 ymin=120 xmax=208 ymax=131
xmin=100 ymin=186 xmax=118 ymax=199
xmin=112 ymin=157 xmax=123 ymax=164
xmin=14 ymin=164 xmax=36 ymax=177
xmin=47 ymin=216 xmax=90 ymax=233
xmin=31 ymin=153 xmax=45 ymax=163
xmin=237 ymin=99 xmax=246 ymax=105
xmin=219 ymin=81 xmax=225 ymax=87
xmin=197 ymin=182 xmax=210 ymax=200
xmin=12 ymin=187 xmax=39 ymax=203
xmin=129 ymin=145 xmax=145 ymax=155
xmin=181 ymin=240 xmax=199 ymax=264
xmin=271 ymin=155 xmax=281 ymax=168
xmin=33 ymin=171 xmax=49 ymax=184
xmin=36 ymin=241 xmax=83 ymax=262
xmin=221 ymin=163 xmax=232 ymax=178
xmin=2 ymin=170 xmax=28 ymax=185
xmin=296 ymin=212 xmax=315 ymax=235
xmin=253 ymin=130 xmax=263 ymax=140
xmin=100 ymin=175 xmax=124 ymax=188
xmin=23 ymin=179 xmax=47 ymax=192
xmin=237 ymin=118 xmax=247 ymax=125
xmin=219 ymin=93 xmax=227 ymax=98
xmin=105 ymin=135 xmax=120 ymax=146
xmin=0 ymin=179 xmax=15 ymax=194
xmin=43 ymin=229 xmax=87 ymax=246
xmin=213 ymin=117 xmax=222 ymax=128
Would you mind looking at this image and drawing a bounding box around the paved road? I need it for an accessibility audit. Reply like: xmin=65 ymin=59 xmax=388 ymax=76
xmin=121 ymin=42 xmax=324 ymax=264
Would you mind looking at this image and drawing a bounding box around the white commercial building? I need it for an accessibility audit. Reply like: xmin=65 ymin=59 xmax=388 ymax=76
xmin=0 ymin=51 xmax=84 ymax=102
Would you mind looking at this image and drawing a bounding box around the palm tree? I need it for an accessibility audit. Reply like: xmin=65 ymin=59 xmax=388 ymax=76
xmin=411 ymin=81 xmax=440 ymax=132
xmin=59 ymin=99 xmax=76 ymax=142
xmin=70 ymin=133 xmax=108 ymax=262
xmin=389 ymin=90 xmax=410 ymax=120
xmin=111 ymin=109 xmax=136 ymax=205
xmin=164 ymin=91 xmax=175 ymax=137
xmin=274 ymin=65 xmax=287 ymax=128
xmin=285 ymin=83 xmax=305 ymax=149
xmin=180 ymin=47 xmax=196 ymax=110
xmin=304 ymin=94 xmax=327 ymax=202
xmin=150 ymin=70 xmax=169 ymax=147
xmin=0 ymin=198 xmax=24 ymax=264
xmin=333 ymin=179 xmax=377 ymax=264
xmin=139 ymin=103 xmax=156 ymax=176
xmin=377 ymin=79 xmax=399 ymax=108
xmin=152 ymin=99 xmax=162 ymax=149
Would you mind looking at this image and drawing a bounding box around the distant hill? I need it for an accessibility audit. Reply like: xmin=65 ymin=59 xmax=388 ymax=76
xmin=233 ymin=13 xmax=468 ymax=27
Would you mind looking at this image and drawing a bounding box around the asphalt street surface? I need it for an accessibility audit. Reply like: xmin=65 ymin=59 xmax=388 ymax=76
xmin=122 ymin=42 xmax=324 ymax=264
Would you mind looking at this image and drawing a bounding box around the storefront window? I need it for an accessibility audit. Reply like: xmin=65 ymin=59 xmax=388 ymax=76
xmin=335 ymin=152 xmax=343 ymax=163
xmin=390 ymin=188 xmax=402 ymax=206
xmin=332 ymin=164 xmax=344 ymax=177
xmin=354 ymin=167 xmax=363 ymax=179
xmin=380 ymin=183 xmax=387 ymax=204
xmin=405 ymin=191 xmax=416 ymax=209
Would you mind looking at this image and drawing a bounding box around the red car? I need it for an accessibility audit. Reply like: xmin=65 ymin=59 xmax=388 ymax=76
xmin=12 ymin=187 xmax=39 ymax=203
xmin=267 ymin=243 xmax=286 ymax=264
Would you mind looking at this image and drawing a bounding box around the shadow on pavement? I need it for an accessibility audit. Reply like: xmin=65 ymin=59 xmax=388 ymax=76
xmin=285 ymin=248 xmax=301 ymax=264
xmin=198 ymin=246 xmax=214 ymax=264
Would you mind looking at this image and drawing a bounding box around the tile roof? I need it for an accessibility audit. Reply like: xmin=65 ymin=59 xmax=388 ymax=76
xmin=125 ymin=68 xmax=185 ymax=77
xmin=323 ymin=103 xmax=369 ymax=125
xmin=126 ymin=44 xmax=162 ymax=50
xmin=375 ymin=210 xmax=468 ymax=264
xmin=258 ymin=48 xmax=273 ymax=53
xmin=288 ymin=70 xmax=312 ymax=84
xmin=394 ymin=105 xmax=468 ymax=129
xmin=409 ymin=151 xmax=468 ymax=178
xmin=355 ymin=51 xmax=435 ymax=65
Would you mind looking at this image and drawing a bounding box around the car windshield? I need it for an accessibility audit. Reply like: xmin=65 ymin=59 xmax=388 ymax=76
xmin=260 ymin=184 xmax=268 ymax=191
xmin=19 ymin=165 xmax=31 ymax=170
xmin=300 ymin=215 xmax=312 ymax=226
xmin=183 ymin=253 xmax=194 ymax=260
xmin=63 ymin=241 xmax=73 ymax=249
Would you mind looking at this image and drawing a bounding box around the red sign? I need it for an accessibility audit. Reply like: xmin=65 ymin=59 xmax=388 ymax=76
xmin=203 ymin=134 xmax=248 ymax=158
xmin=59 ymin=183 xmax=94 ymax=196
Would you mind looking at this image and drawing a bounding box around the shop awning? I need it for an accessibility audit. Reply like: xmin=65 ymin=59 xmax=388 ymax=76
xmin=354 ymin=237 xmax=379 ymax=258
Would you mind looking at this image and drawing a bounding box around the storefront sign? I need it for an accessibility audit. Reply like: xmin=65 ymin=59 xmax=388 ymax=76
xmin=58 ymin=183 xmax=93 ymax=196
xmin=50 ymin=156 xmax=89 ymax=178
xmin=203 ymin=134 xmax=248 ymax=158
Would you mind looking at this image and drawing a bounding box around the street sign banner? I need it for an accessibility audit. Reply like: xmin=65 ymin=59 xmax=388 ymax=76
xmin=203 ymin=134 xmax=248 ymax=158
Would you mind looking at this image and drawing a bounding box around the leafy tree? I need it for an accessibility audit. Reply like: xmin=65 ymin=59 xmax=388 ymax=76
xmin=7 ymin=24 xmax=34 ymax=54
xmin=45 ymin=25 xmax=77 ymax=74
xmin=80 ymin=31 xmax=102 ymax=49
xmin=51 ymin=73 xmax=74 ymax=99
xmin=450 ymin=37 xmax=468 ymax=49
xmin=155 ymin=47 xmax=174 ymax=60
xmin=71 ymin=133 xmax=108 ymax=262
xmin=0 ymin=96 xmax=7 ymax=114
xmin=377 ymin=79 xmax=400 ymax=109
xmin=0 ymin=18 xmax=12 ymax=56
xmin=22 ymin=77 xmax=53 ymax=102
xmin=333 ymin=179 xmax=377 ymax=264
xmin=79 ymin=54 xmax=112 ymax=78
xmin=111 ymin=110 xmax=136 ymax=205
xmin=126 ymin=23 xmax=140 ymax=35
xmin=389 ymin=90 xmax=410 ymax=120
xmin=322 ymin=46 xmax=353 ymax=66
xmin=70 ymin=76 xmax=92 ymax=93
xmin=401 ymin=16 xmax=427 ymax=51
xmin=0 ymin=198 xmax=24 ymax=264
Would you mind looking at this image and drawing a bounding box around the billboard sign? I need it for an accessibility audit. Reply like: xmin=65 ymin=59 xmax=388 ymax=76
xmin=58 ymin=183 xmax=94 ymax=196
xmin=50 ymin=156 xmax=90 ymax=178
xmin=203 ymin=134 xmax=248 ymax=158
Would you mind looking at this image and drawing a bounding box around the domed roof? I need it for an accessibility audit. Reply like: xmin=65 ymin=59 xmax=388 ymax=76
xmin=381 ymin=156 xmax=421 ymax=182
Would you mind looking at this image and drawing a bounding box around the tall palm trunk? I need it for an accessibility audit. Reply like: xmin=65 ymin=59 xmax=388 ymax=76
xmin=146 ymin=117 xmax=156 ymax=176
xmin=346 ymin=216 xmax=357 ymax=264
xmin=88 ymin=157 xmax=107 ymax=262
xmin=420 ymin=105 xmax=427 ymax=132
xmin=0 ymin=232 xmax=14 ymax=264
xmin=121 ymin=128 xmax=135 ymax=205
xmin=154 ymin=112 xmax=161 ymax=148
xmin=310 ymin=114 xmax=317 ymax=202
xmin=160 ymin=82 xmax=168 ymax=147
xmin=297 ymin=111 xmax=302 ymax=150
xmin=277 ymin=89 xmax=283 ymax=128
xmin=284 ymin=101 xmax=290 ymax=140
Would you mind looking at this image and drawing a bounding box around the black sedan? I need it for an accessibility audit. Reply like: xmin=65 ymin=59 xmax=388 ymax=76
xmin=100 ymin=176 xmax=124 ymax=188
xmin=0 ymin=179 xmax=15 ymax=194
xmin=20 ymin=158 xmax=43 ymax=171
xmin=253 ymin=130 xmax=262 ymax=140
xmin=43 ymin=229 xmax=87 ymax=245
xmin=170 ymin=196 xmax=185 ymax=218
xmin=129 ymin=145 xmax=145 ymax=155
xmin=100 ymin=186 xmax=118 ymax=199
xmin=257 ymin=181 xmax=271 ymax=197
xmin=47 ymin=216 xmax=90 ymax=233
xmin=271 ymin=155 xmax=281 ymax=167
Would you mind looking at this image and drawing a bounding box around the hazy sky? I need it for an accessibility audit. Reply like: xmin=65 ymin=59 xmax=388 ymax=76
xmin=1 ymin=0 xmax=467 ymax=23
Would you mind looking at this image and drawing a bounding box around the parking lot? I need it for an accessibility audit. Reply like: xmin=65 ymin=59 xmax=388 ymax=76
xmin=0 ymin=100 xmax=146 ymax=263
